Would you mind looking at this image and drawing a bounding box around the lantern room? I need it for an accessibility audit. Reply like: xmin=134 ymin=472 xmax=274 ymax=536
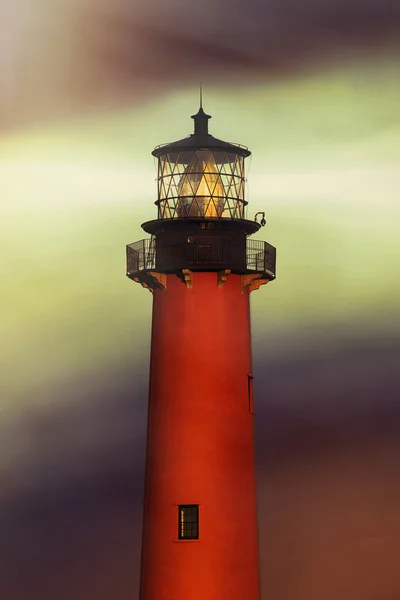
xmin=151 ymin=107 xmax=251 ymax=222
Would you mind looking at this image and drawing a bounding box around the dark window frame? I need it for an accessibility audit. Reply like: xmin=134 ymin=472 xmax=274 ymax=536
xmin=248 ymin=374 xmax=254 ymax=414
xmin=178 ymin=504 xmax=199 ymax=540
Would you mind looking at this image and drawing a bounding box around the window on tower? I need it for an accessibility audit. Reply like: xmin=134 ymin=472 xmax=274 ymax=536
xmin=248 ymin=375 xmax=254 ymax=414
xmin=178 ymin=505 xmax=199 ymax=540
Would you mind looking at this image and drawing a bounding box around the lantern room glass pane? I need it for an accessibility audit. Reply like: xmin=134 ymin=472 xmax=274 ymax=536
xmin=156 ymin=150 xmax=246 ymax=220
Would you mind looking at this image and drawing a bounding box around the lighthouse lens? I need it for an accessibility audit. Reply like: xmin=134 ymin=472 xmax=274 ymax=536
xmin=177 ymin=151 xmax=225 ymax=218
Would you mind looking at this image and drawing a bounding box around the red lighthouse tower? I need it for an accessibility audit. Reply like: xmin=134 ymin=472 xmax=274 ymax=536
xmin=127 ymin=104 xmax=276 ymax=600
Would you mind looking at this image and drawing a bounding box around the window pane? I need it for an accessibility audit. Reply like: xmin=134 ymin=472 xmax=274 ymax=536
xmin=178 ymin=505 xmax=199 ymax=540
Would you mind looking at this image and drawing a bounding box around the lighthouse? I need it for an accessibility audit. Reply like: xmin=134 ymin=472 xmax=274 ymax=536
xmin=126 ymin=102 xmax=276 ymax=600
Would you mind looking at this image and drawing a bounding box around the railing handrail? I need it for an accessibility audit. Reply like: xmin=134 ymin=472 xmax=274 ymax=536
xmin=127 ymin=237 xmax=275 ymax=277
xmin=152 ymin=140 xmax=249 ymax=153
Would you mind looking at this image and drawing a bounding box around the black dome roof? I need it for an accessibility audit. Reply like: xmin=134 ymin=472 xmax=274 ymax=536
xmin=151 ymin=107 xmax=251 ymax=159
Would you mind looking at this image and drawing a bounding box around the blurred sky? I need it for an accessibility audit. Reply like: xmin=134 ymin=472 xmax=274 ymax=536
xmin=1 ymin=1 xmax=400 ymax=599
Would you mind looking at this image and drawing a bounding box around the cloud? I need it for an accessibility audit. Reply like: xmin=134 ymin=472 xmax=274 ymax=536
xmin=1 ymin=331 xmax=399 ymax=599
xmin=1 ymin=0 xmax=399 ymax=128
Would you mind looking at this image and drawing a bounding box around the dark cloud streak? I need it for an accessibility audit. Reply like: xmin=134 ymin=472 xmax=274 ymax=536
xmin=2 ymin=0 xmax=400 ymax=129
xmin=1 ymin=331 xmax=400 ymax=598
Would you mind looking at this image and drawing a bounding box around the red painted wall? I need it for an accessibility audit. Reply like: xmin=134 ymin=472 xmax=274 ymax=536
xmin=140 ymin=271 xmax=260 ymax=600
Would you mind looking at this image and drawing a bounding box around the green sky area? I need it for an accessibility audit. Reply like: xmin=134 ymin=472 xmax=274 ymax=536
xmin=1 ymin=58 xmax=399 ymax=413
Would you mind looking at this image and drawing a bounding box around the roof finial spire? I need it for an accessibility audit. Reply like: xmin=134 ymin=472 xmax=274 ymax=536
xmin=191 ymin=86 xmax=211 ymax=137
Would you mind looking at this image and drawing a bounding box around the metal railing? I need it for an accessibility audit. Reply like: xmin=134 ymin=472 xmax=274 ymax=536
xmin=126 ymin=238 xmax=156 ymax=273
xmin=126 ymin=236 xmax=275 ymax=278
xmin=246 ymin=239 xmax=276 ymax=276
